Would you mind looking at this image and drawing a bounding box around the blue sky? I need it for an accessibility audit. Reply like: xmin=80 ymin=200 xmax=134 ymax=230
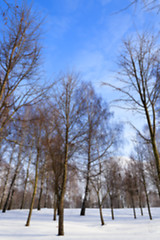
xmin=30 ymin=0 xmax=159 ymax=98
xmin=31 ymin=0 xmax=159 ymax=78
xmin=25 ymin=0 xmax=160 ymax=155
xmin=2 ymin=0 xmax=160 ymax=156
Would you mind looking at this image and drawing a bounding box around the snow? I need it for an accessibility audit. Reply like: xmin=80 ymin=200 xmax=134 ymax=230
xmin=0 ymin=208 xmax=160 ymax=240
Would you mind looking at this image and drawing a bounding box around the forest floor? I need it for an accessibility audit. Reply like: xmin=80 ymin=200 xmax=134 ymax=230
xmin=0 ymin=208 xmax=160 ymax=239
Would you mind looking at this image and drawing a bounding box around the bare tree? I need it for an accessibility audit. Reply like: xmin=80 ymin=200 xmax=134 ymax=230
xmin=2 ymin=123 xmax=27 ymax=213
xmin=80 ymin=82 xmax=121 ymax=216
xmin=0 ymin=1 xmax=44 ymax=141
xmin=90 ymin=161 xmax=106 ymax=226
xmin=104 ymin=32 xmax=160 ymax=182
xmin=131 ymin=140 xmax=153 ymax=220
xmin=104 ymin=158 xmax=122 ymax=220
xmin=52 ymin=73 xmax=85 ymax=236
xmin=42 ymin=104 xmax=64 ymax=220
xmin=25 ymin=107 xmax=45 ymax=226
xmin=0 ymin=143 xmax=16 ymax=209
xmin=123 ymin=162 xmax=138 ymax=219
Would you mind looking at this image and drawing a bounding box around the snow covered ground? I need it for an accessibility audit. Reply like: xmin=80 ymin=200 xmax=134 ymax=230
xmin=0 ymin=208 xmax=160 ymax=240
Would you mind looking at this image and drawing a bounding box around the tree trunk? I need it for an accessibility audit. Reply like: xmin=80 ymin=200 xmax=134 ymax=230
xmin=98 ymin=194 xmax=105 ymax=225
xmin=110 ymin=197 xmax=114 ymax=220
xmin=80 ymin=189 xmax=88 ymax=216
xmin=53 ymin=193 xmax=57 ymax=221
xmin=80 ymin=136 xmax=91 ymax=216
xmin=139 ymin=198 xmax=143 ymax=216
xmin=142 ymin=172 xmax=152 ymax=220
xmin=20 ymin=153 xmax=32 ymax=209
xmin=58 ymin=164 xmax=67 ymax=235
xmin=144 ymin=105 xmax=160 ymax=182
xmin=155 ymin=181 xmax=160 ymax=200
xmin=0 ymin=146 xmax=15 ymax=209
xmin=7 ymin=188 xmax=15 ymax=210
xmin=138 ymin=190 xmax=143 ymax=216
xmin=25 ymin=147 xmax=40 ymax=227
xmin=131 ymin=193 xmax=136 ymax=219
xmin=151 ymin=137 xmax=160 ymax=182
xmin=2 ymin=141 xmax=23 ymax=213
xmin=37 ymin=169 xmax=45 ymax=211
xmin=2 ymin=173 xmax=17 ymax=213
xmin=44 ymin=175 xmax=49 ymax=208
xmin=58 ymin=123 xmax=69 ymax=236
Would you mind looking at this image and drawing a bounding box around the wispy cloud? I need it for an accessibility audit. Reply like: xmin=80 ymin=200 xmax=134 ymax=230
xmin=49 ymin=16 xmax=71 ymax=39
xmin=72 ymin=11 xmax=133 ymax=78
xmin=64 ymin=0 xmax=82 ymax=12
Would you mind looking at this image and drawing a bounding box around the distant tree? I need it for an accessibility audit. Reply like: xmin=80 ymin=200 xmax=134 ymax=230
xmin=65 ymin=164 xmax=81 ymax=208
xmin=123 ymin=162 xmax=138 ymax=219
xmin=0 ymin=143 xmax=16 ymax=209
xmin=90 ymin=158 xmax=107 ymax=225
xmin=2 ymin=121 xmax=27 ymax=213
xmin=104 ymin=158 xmax=122 ymax=220
xmin=133 ymin=156 xmax=152 ymax=220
